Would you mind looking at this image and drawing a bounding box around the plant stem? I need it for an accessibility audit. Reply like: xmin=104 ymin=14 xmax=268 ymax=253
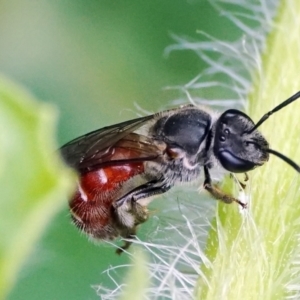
xmin=197 ymin=1 xmax=300 ymax=299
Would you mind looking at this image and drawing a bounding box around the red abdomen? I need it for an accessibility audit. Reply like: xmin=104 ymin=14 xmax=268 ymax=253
xmin=69 ymin=148 xmax=145 ymax=239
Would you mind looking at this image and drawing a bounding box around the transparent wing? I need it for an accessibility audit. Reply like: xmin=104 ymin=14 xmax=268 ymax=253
xmin=60 ymin=114 xmax=164 ymax=172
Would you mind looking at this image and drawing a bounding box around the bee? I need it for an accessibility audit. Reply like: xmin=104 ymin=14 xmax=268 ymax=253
xmin=61 ymin=91 xmax=300 ymax=254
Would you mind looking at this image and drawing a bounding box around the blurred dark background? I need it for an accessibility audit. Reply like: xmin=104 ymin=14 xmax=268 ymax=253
xmin=0 ymin=1 xmax=242 ymax=299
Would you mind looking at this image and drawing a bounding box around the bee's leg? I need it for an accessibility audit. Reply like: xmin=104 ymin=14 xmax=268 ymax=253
xmin=229 ymin=172 xmax=249 ymax=190
xmin=113 ymin=203 xmax=144 ymax=255
xmin=115 ymin=179 xmax=171 ymax=208
xmin=115 ymin=200 xmax=149 ymax=255
xmin=114 ymin=181 xmax=171 ymax=255
xmin=239 ymin=172 xmax=249 ymax=189
xmin=112 ymin=203 xmax=144 ymax=255
xmin=203 ymin=166 xmax=247 ymax=209
xmin=116 ymin=234 xmax=135 ymax=255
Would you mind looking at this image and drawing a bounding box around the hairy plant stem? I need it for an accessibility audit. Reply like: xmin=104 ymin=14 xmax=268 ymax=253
xmin=197 ymin=1 xmax=300 ymax=299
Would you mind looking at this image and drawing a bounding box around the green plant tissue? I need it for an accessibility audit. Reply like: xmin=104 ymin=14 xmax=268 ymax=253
xmin=0 ymin=76 xmax=75 ymax=299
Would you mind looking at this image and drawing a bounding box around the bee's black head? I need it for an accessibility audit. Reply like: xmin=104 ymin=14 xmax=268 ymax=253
xmin=214 ymin=109 xmax=269 ymax=173
xmin=213 ymin=91 xmax=300 ymax=174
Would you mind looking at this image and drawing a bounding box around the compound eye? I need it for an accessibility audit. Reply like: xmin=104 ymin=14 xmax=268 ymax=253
xmin=218 ymin=150 xmax=256 ymax=173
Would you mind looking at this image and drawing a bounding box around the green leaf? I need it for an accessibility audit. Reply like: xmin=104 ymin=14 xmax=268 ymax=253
xmin=0 ymin=76 xmax=75 ymax=299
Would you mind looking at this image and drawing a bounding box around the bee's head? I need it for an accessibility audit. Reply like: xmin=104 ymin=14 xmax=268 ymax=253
xmin=214 ymin=109 xmax=269 ymax=173
xmin=213 ymin=91 xmax=300 ymax=174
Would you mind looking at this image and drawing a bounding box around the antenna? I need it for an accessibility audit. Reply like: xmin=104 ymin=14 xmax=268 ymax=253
xmin=267 ymin=149 xmax=300 ymax=173
xmin=248 ymin=91 xmax=300 ymax=133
